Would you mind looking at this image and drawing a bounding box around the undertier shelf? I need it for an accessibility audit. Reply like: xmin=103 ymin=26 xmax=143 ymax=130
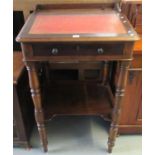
xmin=42 ymin=83 xmax=113 ymax=120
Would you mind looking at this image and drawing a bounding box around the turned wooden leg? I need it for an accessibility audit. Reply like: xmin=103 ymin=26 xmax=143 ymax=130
xmin=101 ymin=61 xmax=110 ymax=85
xmin=26 ymin=62 xmax=48 ymax=152
xmin=108 ymin=61 xmax=130 ymax=153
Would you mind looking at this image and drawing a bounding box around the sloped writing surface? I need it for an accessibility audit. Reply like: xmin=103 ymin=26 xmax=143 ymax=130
xmin=29 ymin=13 xmax=127 ymax=35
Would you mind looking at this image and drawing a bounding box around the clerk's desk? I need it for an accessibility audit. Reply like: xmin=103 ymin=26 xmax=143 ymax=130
xmin=16 ymin=4 xmax=139 ymax=153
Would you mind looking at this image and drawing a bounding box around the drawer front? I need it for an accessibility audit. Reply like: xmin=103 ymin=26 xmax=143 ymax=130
xmin=32 ymin=43 xmax=124 ymax=56
xmin=33 ymin=44 xmax=75 ymax=56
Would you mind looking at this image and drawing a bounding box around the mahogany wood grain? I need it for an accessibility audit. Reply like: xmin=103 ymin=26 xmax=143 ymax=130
xmin=26 ymin=62 xmax=48 ymax=152
xmin=13 ymin=52 xmax=24 ymax=84
xmin=32 ymin=43 xmax=124 ymax=56
xmin=118 ymin=125 xmax=142 ymax=134
xmin=130 ymin=54 xmax=142 ymax=68
xmin=133 ymin=39 xmax=142 ymax=54
xmin=119 ymin=70 xmax=142 ymax=127
xmin=13 ymin=0 xmax=142 ymax=142
xmin=13 ymin=52 xmax=34 ymax=147
xmin=42 ymin=83 xmax=113 ymax=119
xmin=17 ymin=4 xmax=139 ymax=153
xmin=118 ymin=1 xmax=142 ymax=134
xmin=108 ymin=61 xmax=130 ymax=153
xmin=13 ymin=85 xmax=29 ymax=147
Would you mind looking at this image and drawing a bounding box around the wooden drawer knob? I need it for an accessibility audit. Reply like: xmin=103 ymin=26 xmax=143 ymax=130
xmin=97 ymin=48 xmax=104 ymax=54
xmin=51 ymin=48 xmax=58 ymax=55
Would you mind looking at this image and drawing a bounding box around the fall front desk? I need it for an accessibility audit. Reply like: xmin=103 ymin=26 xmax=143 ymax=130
xmin=16 ymin=5 xmax=139 ymax=153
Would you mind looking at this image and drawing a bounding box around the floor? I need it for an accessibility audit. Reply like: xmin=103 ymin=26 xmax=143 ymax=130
xmin=13 ymin=116 xmax=142 ymax=155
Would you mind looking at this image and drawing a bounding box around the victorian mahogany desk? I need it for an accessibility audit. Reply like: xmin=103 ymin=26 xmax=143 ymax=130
xmin=16 ymin=3 xmax=139 ymax=153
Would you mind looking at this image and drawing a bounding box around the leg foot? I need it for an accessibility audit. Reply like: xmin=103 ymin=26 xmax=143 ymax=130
xmin=108 ymin=138 xmax=114 ymax=153
xmin=108 ymin=147 xmax=112 ymax=153
xmin=43 ymin=146 xmax=48 ymax=152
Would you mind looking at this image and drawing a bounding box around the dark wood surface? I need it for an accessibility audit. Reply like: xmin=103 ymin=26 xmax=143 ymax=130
xmin=13 ymin=52 xmax=24 ymax=84
xmin=42 ymin=83 xmax=113 ymax=119
xmin=26 ymin=62 xmax=48 ymax=152
xmin=13 ymin=52 xmax=34 ymax=147
xmin=108 ymin=61 xmax=130 ymax=152
xmin=118 ymin=1 xmax=142 ymax=134
xmin=32 ymin=43 xmax=124 ymax=56
xmin=17 ymin=4 xmax=139 ymax=153
xmin=119 ymin=70 xmax=142 ymax=133
xmin=131 ymin=54 xmax=142 ymax=68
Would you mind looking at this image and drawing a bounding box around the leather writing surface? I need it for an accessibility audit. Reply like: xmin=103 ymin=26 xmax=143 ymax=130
xmin=29 ymin=14 xmax=126 ymax=35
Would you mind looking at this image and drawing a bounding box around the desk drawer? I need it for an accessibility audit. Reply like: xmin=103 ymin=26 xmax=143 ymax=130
xmin=32 ymin=43 xmax=124 ymax=56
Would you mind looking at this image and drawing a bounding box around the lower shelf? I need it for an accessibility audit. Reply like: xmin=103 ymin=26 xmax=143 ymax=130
xmin=42 ymin=82 xmax=113 ymax=120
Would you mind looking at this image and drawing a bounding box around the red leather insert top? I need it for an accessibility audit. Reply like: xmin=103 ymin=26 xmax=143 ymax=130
xmin=29 ymin=14 xmax=126 ymax=34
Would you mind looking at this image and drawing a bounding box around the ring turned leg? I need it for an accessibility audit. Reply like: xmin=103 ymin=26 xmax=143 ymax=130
xmin=108 ymin=61 xmax=130 ymax=153
xmin=26 ymin=62 xmax=48 ymax=152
